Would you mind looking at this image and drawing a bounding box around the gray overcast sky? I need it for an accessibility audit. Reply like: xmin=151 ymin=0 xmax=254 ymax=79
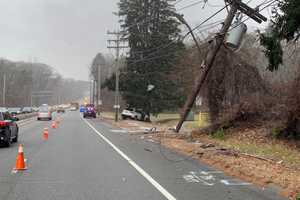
xmin=0 ymin=0 xmax=272 ymax=81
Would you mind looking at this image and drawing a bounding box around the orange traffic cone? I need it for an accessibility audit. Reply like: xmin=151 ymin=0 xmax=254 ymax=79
xmin=43 ymin=128 xmax=49 ymax=140
xmin=51 ymin=121 xmax=57 ymax=129
xmin=14 ymin=144 xmax=27 ymax=171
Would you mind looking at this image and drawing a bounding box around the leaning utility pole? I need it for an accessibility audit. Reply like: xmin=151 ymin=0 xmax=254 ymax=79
xmin=107 ymin=30 xmax=128 ymax=122
xmin=175 ymin=0 xmax=267 ymax=132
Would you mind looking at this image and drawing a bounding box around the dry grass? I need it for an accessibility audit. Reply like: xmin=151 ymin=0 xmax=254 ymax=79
xmin=218 ymin=138 xmax=300 ymax=168
xmin=100 ymin=112 xmax=115 ymax=119
xmin=152 ymin=112 xmax=211 ymax=130
xmin=160 ymin=135 xmax=300 ymax=199
xmin=102 ymin=115 xmax=300 ymax=199
xmin=151 ymin=113 xmax=180 ymax=122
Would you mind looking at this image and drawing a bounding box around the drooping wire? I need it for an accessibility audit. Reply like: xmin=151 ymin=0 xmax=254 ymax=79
xmin=118 ymin=0 xmax=277 ymax=69
xmin=173 ymin=0 xmax=187 ymax=6
xmin=177 ymin=0 xmax=205 ymax=11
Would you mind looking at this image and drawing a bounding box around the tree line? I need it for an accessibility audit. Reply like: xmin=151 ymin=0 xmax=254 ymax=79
xmin=0 ymin=58 xmax=89 ymax=107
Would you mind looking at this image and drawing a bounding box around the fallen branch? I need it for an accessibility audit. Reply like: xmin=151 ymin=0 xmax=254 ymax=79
xmin=240 ymin=153 xmax=274 ymax=162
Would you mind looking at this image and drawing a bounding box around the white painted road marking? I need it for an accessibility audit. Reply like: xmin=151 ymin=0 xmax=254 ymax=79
xmin=183 ymin=171 xmax=252 ymax=187
xmin=83 ymin=118 xmax=177 ymax=200
xmin=183 ymin=175 xmax=200 ymax=183
xmin=110 ymin=129 xmax=127 ymax=133
xmin=183 ymin=171 xmax=215 ymax=186
xmin=220 ymin=179 xmax=252 ymax=186
xmin=200 ymin=171 xmax=223 ymax=175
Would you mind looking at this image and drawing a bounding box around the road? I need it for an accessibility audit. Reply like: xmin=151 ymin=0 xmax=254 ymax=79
xmin=0 ymin=111 xmax=287 ymax=200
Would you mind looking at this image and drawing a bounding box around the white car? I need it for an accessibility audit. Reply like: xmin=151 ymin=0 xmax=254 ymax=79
xmin=70 ymin=107 xmax=77 ymax=111
xmin=121 ymin=108 xmax=142 ymax=120
xmin=0 ymin=107 xmax=8 ymax=113
xmin=37 ymin=105 xmax=52 ymax=121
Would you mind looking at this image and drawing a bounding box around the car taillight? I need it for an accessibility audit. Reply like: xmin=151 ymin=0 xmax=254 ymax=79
xmin=0 ymin=121 xmax=8 ymax=127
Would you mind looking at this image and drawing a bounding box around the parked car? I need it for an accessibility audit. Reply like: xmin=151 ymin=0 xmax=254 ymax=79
xmin=83 ymin=104 xmax=96 ymax=118
xmin=121 ymin=108 xmax=149 ymax=121
xmin=57 ymin=106 xmax=65 ymax=113
xmin=70 ymin=107 xmax=77 ymax=111
xmin=0 ymin=107 xmax=8 ymax=113
xmin=70 ymin=102 xmax=79 ymax=111
xmin=0 ymin=112 xmax=19 ymax=147
xmin=37 ymin=105 xmax=52 ymax=121
xmin=136 ymin=109 xmax=150 ymax=121
xmin=22 ymin=107 xmax=33 ymax=113
xmin=32 ymin=107 xmax=39 ymax=112
xmin=121 ymin=108 xmax=142 ymax=120
xmin=79 ymin=105 xmax=86 ymax=113
xmin=8 ymin=107 xmax=22 ymax=115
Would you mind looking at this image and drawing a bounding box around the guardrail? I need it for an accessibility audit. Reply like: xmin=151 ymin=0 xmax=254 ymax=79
xmin=17 ymin=113 xmax=37 ymax=121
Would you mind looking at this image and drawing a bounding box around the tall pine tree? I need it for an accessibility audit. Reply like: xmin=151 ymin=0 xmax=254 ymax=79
xmin=260 ymin=0 xmax=300 ymax=70
xmin=117 ymin=0 xmax=185 ymax=116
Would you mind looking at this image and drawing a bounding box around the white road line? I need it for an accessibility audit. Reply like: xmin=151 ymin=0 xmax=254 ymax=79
xmin=82 ymin=118 xmax=177 ymax=200
xmin=220 ymin=179 xmax=252 ymax=186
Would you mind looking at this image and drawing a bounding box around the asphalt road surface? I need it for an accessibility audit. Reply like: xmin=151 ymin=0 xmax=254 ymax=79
xmin=0 ymin=111 xmax=287 ymax=200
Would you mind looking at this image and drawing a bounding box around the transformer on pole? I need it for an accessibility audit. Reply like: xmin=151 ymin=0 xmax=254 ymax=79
xmin=225 ymin=13 xmax=247 ymax=50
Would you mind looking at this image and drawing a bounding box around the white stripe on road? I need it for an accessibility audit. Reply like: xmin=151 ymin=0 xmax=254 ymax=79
xmin=82 ymin=118 xmax=177 ymax=200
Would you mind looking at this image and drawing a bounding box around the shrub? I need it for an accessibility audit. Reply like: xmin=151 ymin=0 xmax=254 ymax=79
xmin=271 ymin=127 xmax=281 ymax=138
xmin=211 ymin=128 xmax=225 ymax=140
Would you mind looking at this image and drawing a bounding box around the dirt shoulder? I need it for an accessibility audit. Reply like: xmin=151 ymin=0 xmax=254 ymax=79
xmin=100 ymin=114 xmax=300 ymax=200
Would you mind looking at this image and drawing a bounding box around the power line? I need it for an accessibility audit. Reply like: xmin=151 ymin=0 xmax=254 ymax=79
xmin=117 ymin=4 xmax=228 ymax=70
xmin=121 ymin=0 xmax=276 ymax=70
xmin=177 ymin=0 xmax=205 ymax=11
xmin=125 ymin=41 xmax=211 ymax=67
xmin=127 ymin=20 xmax=221 ymax=60
xmin=206 ymin=2 xmax=225 ymax=7
xmin=186 ymin=4 xmax=229 ymax=36
xmin=176 ymin=0 xmax=268 ymax=132
xmin=117 ymin=0 xmax=275 ymax=72
xmin=124 ymin=0 xmax=211 ymax=33
xmin=225 ymin=0 xmax=278 ymax=34
xmin=125 ymin=21 xmax=218 ymax=55
xmin=131 ymin=4 xmax=228 ymax=61
xmin=110 ymin=0 xmax=277 ymax=70
xmin=173 ymin=0 xmax=186 ymax=5
xmin=118 ymin=0 xmax=227 ymax=59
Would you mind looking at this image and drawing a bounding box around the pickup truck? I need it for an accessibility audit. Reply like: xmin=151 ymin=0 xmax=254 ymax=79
xmin=0 ymin=112 xmax=19 ymax=147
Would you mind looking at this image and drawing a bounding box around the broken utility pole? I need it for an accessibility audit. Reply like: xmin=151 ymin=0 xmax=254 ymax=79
xmin=175 ymin=0 xmax=267 ymax=132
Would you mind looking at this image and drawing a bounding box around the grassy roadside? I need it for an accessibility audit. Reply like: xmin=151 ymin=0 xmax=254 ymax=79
xmin=196 ymin=134 xmax=300 ymax=169
xmin=102 ymin=111 xmax=300 ymax=168
xmin=153 ymin=113 xmax=300 ymax=169
xmin=100 ymin=112 xmax=300 ymax=199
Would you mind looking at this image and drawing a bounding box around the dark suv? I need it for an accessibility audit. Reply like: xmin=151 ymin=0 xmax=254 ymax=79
xmin=83 ymin=104 xmax=96 ymax=118
xmin=0 ymin=112 xmax=19 ymax=147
